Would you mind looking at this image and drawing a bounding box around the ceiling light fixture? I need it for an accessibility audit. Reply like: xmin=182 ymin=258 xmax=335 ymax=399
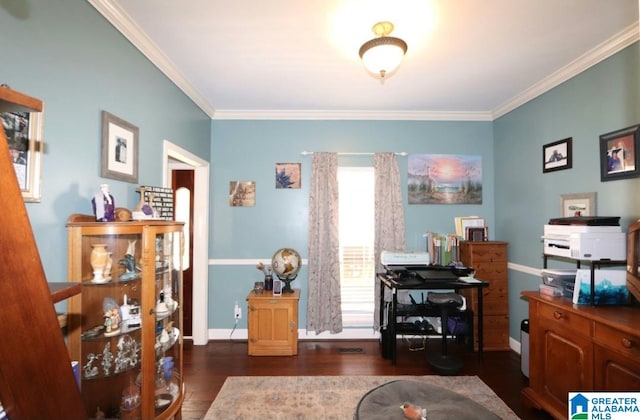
xmin=359 ymin=21 xmax=407 ymax=79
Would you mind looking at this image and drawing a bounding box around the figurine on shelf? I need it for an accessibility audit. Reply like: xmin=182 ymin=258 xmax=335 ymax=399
xmin=91 ymin=183 xmax=115 ymax=222
xmin=103 ymin=297 xmax=121 ymax=337
xmin=94 ymin=406 xmax=105 ymax=420
xmin=119 ymin=240 xmax=139 ymax=281
xmin=132 ymin=187 xmax=156 ymax=220
xmin=104 ymin=308 xmax=121 ymax=336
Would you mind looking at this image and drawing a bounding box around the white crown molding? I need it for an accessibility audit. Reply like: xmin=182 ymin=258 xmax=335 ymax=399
xmin=90 ymin=1 xmax=637 ymax=122
xmin=88 ymin=0 xmax=216 ymax=118
xmin=492 ymin=22 xmax=639 ymax=119
xmin=211 ymin=109 xmax=494 ymax=121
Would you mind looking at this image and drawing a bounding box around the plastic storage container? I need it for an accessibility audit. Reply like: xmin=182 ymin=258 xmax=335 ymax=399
xmin=521 ymin=319 xmax=529 ymax=378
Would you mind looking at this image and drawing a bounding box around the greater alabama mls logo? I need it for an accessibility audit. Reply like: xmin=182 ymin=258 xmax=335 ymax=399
xmin=569 ymin=392 xmax=640 ymax=419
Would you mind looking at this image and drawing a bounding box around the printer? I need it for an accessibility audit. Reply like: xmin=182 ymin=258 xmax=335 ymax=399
xmin=380 ymin=250 xmax=430 ymax=266
xmin=542 ymin=223 xmax=626 ymax=261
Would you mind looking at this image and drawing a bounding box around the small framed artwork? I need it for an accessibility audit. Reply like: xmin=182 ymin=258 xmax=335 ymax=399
xmin=543 ymin=138 xmax=572 ymax=173
xmin=229 ymin=181 xmax=256 ymax=206
xmin=599 ymin=124 xmax=640 ymax=182
xmin=465 ymin=226 xmax=488 ymax=241
xmin=101 ymin=111 xmax=139 ymax=183
xmin=275 ymin=163 xmax=301 ymax=189
xmin=560 ymin=192 xmax=596 ymax=217
xmin=1 ymin=109 xmax=43 ymax=202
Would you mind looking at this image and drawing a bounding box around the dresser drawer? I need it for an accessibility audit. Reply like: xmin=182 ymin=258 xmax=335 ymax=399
xmin=461 ymin=243 xmax=507 ymax=263
xmin=537 ymin=302 xmax=591 ymax=335
xmin=471 ymin=265 xmax=508 ymax=283
xmin=594 ymin=322 xmax=640 ymax=360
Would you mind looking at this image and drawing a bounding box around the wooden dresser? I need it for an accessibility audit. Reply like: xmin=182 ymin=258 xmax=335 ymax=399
xmin=247 ymin=289 xmax=299 ymax=356
xmin=522 ymin=291 xmax=640 ymax=419
xmin=460 ymin=241 xmax=510 ymax=351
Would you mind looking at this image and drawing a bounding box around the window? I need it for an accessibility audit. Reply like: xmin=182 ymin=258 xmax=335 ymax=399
xmin=338 ymin=167 xmax=375 ymax=327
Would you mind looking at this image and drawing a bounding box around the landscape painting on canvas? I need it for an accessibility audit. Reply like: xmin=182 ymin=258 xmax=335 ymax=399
xmin=408 ymin=154 xmax=482 ymax=204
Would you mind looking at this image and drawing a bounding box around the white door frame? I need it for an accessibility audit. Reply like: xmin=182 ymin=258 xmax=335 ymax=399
xmin=163 ymin=140 xmax=210 ymax=345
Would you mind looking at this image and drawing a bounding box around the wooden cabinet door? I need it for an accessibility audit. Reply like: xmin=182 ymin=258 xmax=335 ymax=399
xmin=247 ymin=291 xmax=299 ymax=356
xmin=538 ymin=318 xmax=593 ymax=406
xmin=594 ymin=345 xmax=640 ymax=390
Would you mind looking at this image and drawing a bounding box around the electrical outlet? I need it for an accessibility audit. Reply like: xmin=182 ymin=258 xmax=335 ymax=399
xmin=234 ymin=303 xmax=241 ymax=320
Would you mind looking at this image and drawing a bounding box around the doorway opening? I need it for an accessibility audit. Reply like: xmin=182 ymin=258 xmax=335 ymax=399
xmin=163 ymin=140 xmax=210 ymax=345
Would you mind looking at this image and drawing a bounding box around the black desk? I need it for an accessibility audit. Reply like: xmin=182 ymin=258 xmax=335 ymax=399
xmin=378 ymin=272 xmax=488 ymax=365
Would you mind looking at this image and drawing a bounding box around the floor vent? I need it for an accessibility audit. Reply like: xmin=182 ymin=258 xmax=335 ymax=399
xmin=338 ymin=347 xmax=364 ymax=354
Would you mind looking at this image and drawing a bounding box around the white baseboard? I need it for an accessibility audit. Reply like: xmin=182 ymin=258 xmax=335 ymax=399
xmin=510 ymin=336 xmax=521 ymax=354
xmin=209 ymin=328 xmax=381 ymax=341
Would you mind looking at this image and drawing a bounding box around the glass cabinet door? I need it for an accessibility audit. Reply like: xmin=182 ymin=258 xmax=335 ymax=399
xmin=73 ymin=228 xmax=144 ymax=419
xmin=148 ymin=227 xmax=183 ymax=418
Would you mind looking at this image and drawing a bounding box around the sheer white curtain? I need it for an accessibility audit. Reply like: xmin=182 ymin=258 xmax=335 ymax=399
xmin=373 ymin=153 xmax=406 ymax=331
xmin=306 ymin=152 xmax=343 ymax=334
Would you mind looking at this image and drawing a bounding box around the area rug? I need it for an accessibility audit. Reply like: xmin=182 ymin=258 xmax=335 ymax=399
xmin=203 ymin=375 xmax=519 ymax=420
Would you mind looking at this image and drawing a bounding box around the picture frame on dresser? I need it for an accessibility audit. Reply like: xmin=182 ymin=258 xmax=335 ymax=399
xmin=101 ymin=111 xmax=139 ymax=183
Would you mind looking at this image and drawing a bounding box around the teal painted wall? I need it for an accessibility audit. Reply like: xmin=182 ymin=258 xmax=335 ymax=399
xmin=0 ymin=1 xmax=211 ymax=290
xmin=209 ymin=120 xmax=495 ymax=329
xmin=2 ymin=1 xmax=637 ymax=344
xmin=494 ymin=42 xmax=640 ymax=341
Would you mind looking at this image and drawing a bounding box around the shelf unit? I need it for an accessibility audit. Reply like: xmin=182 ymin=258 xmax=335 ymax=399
xmin=0 ymin=87 xmax=87 ymax=418
xmin=542 ymin=254 xmax=626 ymax=306
xmin=67 ymin=218 xmax=185 ymax=419
xmin=391 ymin=303 xmax=474 ymax=349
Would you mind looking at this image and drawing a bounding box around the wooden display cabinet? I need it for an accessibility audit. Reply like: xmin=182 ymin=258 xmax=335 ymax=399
xmin=247 ymin=289 xmax=299 ymax=356
xmin=459 ymin=241 xmax=510 ymax=351
xmin=67 ymin=218 xmax=185 ymax=419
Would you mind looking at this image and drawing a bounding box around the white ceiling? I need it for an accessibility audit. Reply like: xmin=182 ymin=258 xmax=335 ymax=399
xmin=91 ymin=0 xmax=639 ymax=120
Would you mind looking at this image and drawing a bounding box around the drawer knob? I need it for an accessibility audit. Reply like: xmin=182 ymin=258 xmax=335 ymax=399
xmin=621 ymin=337 xmax=633 ymax=349
xmin=553 ymin=311 xmax=564 ymax=320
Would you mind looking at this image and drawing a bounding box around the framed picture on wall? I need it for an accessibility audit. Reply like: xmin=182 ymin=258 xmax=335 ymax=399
xmin=1 ymin=109 xmax=43 ymax=202
xmin=275 ymin=163 xmax=301 ymax=189
xmin=543 ymin=138 xmax=572 ymax=173
xmin=101 ymin=111 xmax=139 ymax=183
xmin=599 ymin=124 xmax=640 ymax=182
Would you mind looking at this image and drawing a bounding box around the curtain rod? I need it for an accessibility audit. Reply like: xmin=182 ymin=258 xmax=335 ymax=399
xmin=301 ymin=151 xmax=407 ymax=157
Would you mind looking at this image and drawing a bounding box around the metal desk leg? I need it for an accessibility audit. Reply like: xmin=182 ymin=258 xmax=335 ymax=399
xmin=390 ymin=288 xmax=397 ymax=365
xmin=477 ymin=285 xmax=484 ymax=361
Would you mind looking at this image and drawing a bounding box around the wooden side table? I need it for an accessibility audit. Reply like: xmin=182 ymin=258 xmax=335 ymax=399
xmin=246 ymin=289 xmax=299 ymax=356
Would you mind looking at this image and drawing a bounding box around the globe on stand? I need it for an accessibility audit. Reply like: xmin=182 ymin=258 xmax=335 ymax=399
xmin=271 ymin=248 xmax=301 ymax=294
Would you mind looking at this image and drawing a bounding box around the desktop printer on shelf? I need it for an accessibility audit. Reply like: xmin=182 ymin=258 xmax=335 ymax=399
xmin=542 ymin=222 xmax=626 ymax=261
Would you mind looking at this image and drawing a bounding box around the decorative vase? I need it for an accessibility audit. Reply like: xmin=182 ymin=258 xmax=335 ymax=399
xmin=264 ymin=274 xmax=273 ymax=291
xmin=90 ymin=244 xmax=109 ymax=282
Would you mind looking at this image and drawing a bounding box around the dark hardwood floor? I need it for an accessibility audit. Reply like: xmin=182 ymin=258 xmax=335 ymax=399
xmin=181 ymin=338 xmax=553 ymax=419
